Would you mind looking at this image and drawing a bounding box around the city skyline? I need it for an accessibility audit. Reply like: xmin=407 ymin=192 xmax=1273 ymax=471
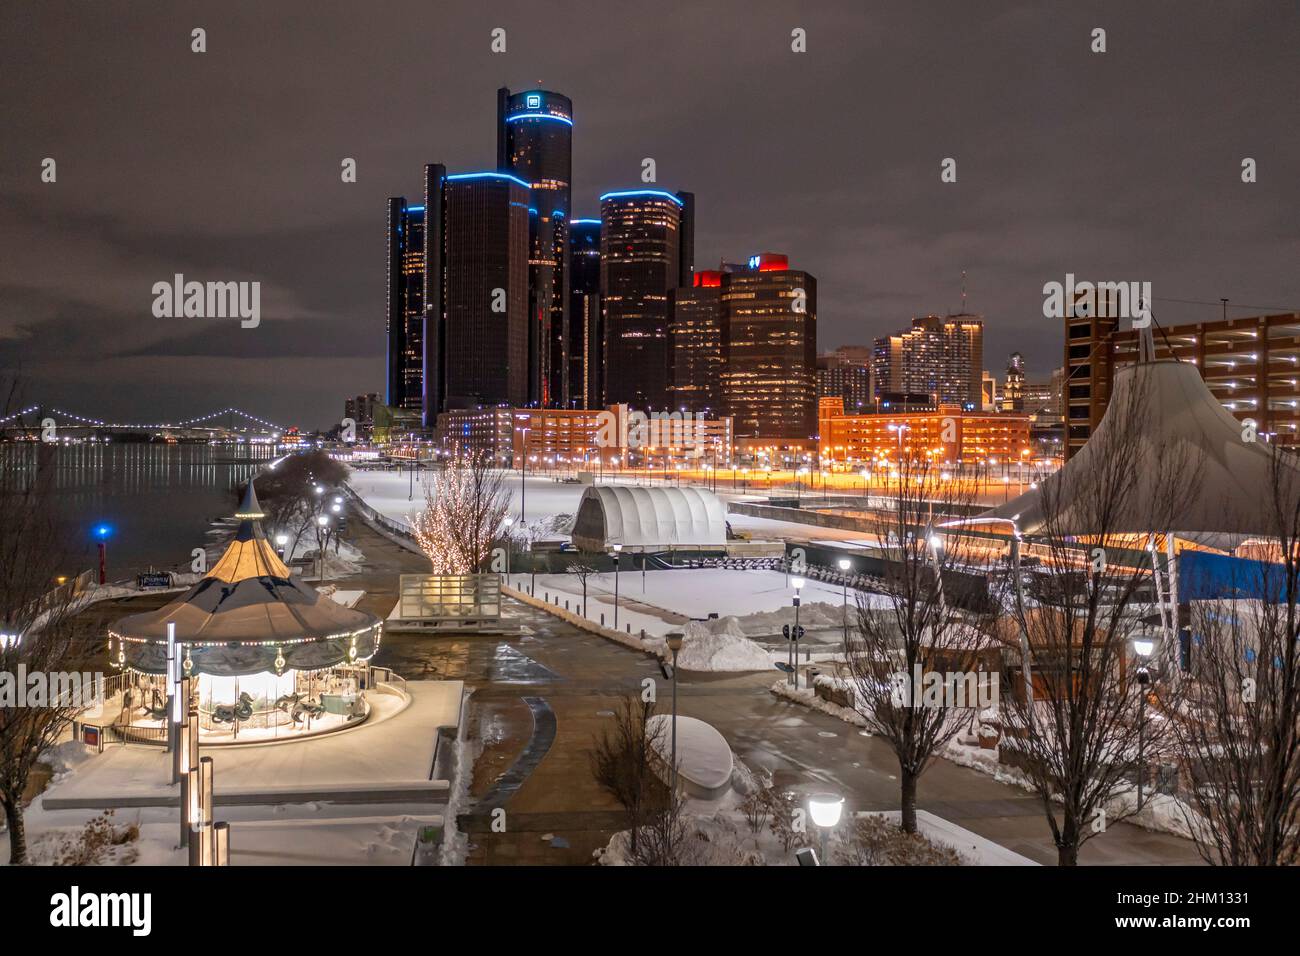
xmin=2 ymin=1 xmax=1298 ymax=429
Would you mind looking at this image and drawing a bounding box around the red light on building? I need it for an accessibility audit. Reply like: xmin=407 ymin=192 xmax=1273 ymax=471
xmin=694 ymin=270 xmax=723 ymax=288
xmin=755 ymin=253 xmax=788 ymax=272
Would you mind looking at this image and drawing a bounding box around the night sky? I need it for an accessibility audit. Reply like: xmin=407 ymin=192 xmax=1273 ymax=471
xmin=2 ymin=0 xmax=1297 ymax=429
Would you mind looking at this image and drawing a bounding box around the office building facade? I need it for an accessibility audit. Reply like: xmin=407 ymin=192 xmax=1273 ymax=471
xmin=720 ymin=253 xmax=818 ymax=446
xmin=669 ymin=272 xmax=723 ymax=414
xmin=441 ymin=172 xmax=531 ymax=409
xmin=816 ymin=348 xmax=873 ymax=415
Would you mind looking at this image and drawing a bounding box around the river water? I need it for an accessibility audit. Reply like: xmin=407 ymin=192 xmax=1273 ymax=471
xmin=0 ymin=443 xmax=275 ymax=581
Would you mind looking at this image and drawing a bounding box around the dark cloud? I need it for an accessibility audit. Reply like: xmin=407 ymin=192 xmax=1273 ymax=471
xmin=1 ymin=0 xmax=1297 ymax=428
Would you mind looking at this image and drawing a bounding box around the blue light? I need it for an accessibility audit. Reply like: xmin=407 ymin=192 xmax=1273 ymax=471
xmin=93 ymin=524 xmax=112 ymax=540
xmin=505 ymin=112 xmax=573 ymax=126
xmin=552 ymin=209 xmax=565 ymax=218
xmin=407 ymin=205 xmax=425 ymax=213
xmin=447 ymin=171 xmax=531 ymax=190
xmin=569 ymin=218 xmax=601 ymax=226
xmin=599 ymin=189 xmax=684 ymax=206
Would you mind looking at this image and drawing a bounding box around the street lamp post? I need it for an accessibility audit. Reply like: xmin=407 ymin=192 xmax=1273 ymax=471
xmin=808 ymin=792 xmax=844 ymax=865
xmin=790 ymin=577 xmax=804 ymax=687
xmin=94 ymin=524 xmax=112 ymax=585
xmin=666 ymin=631 xmax=684 ymax=802
xmin=315 ymin=515 xmax=330 ymax=580
xmin=838 ymin=558 xmax=852 ymax=657
xmin=503 ymin=516 xmax=513 ymax=580
xmin=612 ymin=543 xmax=622 ymax=630
xmin=1133 ymin=636 xmax=1155 ymax=810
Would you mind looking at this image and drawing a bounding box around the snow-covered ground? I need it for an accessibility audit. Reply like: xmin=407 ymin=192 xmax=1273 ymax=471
xmin=517 ymin=567 xmax=887 ymax=649
xmin=348 ymin=469 xmax=880 ymax=547
xmin=348 ymin=470 xmax=586 ymax=533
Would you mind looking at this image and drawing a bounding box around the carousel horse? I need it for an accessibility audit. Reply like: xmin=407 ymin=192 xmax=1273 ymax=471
xmin=274 ymin=692 xmax=306 ymax=713
xmin=143 ymin=687 xmax=168 ymax=722
xmin=211 ymin=692 xmax=254 ymax=724
xmin=289 ymin=697 xmax=326 ymax=725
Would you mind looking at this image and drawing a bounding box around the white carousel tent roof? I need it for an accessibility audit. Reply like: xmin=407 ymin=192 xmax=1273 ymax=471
xmin=975 ymin=359 xmax=1300 ymax=536
xmin=570 ymin=485 xmax=728 ymax=551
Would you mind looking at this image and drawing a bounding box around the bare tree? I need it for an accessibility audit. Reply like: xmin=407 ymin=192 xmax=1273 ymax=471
xmin=243 ymin=450 xmax=350 ymax=564
xmin=0 ymin=379 xmax=88 ymax=863
xmin=843 ymin=454 xmax=996 ymax=833
xmin=999 ymin=366 xmax=1196 ymax=864
xmin=411 ymin=451 xmax=511 ymax=573
xmin=1168 ymin=451 xmax=1300 ymax=864
xmin=567 ymin=562 xmax=598 ymax=617
xmin=587 ymin=694 xmax=667 ymax=854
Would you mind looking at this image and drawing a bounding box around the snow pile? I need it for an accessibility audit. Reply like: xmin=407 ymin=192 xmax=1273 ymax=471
xmin=674 ymin=618 xmax=773 ymax=672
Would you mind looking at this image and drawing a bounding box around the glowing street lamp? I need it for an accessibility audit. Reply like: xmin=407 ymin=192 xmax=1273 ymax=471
xmin=612 ymin=543 xmax=623 ymax=630
xmin=808 ymin=792 xmax=844 ymax=864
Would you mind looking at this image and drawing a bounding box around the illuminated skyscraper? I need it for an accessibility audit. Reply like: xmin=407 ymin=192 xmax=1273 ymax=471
xmin=568 ymin=218 xmax=601 ymax=408
xmin=497 ymin=87 xmax=573 ymax=407
xmin=719 ymin=253 xmax=818 ymax=444
xmin=441 ymin=172 xmax=531 ymax=409
xmin=600 ymin=189 xmax=692 ymax=409
xmin=387 ymin=167 xmax=529 ymax=422
xmin=385 ymin=196 xmax=427 ymax=415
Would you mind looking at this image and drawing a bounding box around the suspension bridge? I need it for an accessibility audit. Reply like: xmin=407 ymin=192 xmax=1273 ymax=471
xmin=0 ymin=405 xmax=293 ymax=441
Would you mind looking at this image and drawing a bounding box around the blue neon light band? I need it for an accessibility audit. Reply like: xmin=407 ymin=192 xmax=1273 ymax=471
xmin=599 ymin=189 xmax=684 ymax=206
xmin=447 ymin=172 xmax=531 ymax=189
xmin=505 ymin=112 xmax=573 ymax=126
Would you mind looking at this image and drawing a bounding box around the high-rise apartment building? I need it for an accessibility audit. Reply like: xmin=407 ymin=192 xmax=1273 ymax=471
xmin=600 ymin=189 xmax=691 ymax=410
xmin=872 ymin=314 xmax=983 ymax=408
xmin=720 ymin=253 xmax=818 ymax=446
xmin=497 ymin=88 xmax=573 ymax=407
xmin=568 ymin=218 xmax=601 ymax=408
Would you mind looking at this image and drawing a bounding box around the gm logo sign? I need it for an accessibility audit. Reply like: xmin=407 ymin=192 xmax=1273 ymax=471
xmin=526 ymin=94 xmax=541 ymax=109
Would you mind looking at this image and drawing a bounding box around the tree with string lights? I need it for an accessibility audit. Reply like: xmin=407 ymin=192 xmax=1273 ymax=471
xmin=411 ymin=451 xmax=511 ymax=573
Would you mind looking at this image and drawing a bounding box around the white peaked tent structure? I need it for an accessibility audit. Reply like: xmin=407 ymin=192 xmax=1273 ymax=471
xmin=961 ymin=345 xmax=1300 ymax=666
xmin=570 ymin=485 xmax=728 ymax=551
xmin=977 ymin=357 xmax=1300 ymax=537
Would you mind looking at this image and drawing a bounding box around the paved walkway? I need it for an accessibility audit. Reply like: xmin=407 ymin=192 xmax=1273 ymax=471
xmin=352 ymin=502 xmax=1202 ymax=865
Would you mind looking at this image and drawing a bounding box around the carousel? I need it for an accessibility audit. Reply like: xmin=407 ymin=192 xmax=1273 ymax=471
xmin=106 ymin=482 xmax=383 ymax=743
